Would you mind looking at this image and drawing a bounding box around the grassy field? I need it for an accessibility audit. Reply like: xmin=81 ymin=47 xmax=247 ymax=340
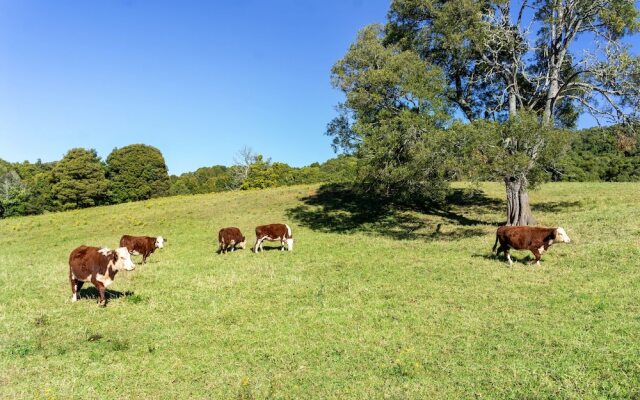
xmin=1 ymin=182 xmax=639 ymax=399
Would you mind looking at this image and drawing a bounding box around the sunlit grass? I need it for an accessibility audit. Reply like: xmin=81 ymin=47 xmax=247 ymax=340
xmin=1 ymin=182 xmax=639 ymax=398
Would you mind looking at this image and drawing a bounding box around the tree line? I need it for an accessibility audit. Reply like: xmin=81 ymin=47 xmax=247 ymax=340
xmin=0 ymin=144 xmax=356 ymax=218
xmin=1 ymin=125 xmax=637 ymax=219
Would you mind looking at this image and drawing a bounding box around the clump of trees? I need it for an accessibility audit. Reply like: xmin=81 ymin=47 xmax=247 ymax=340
xmin=0 ymin=144 xmax=171 ymax=217
xmin=328 ymin=0 xmax=639 ymax=225
xmin=106 ymin=144 xmax=170 ymax=202
xmin=0 ymin=144 xmax=357 ymax=218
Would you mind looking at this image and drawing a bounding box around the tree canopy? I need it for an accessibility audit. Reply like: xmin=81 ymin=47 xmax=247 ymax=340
xmin=49 ymin=148 xmax=109 ymax=210
xmin=106 ymin=144 xmax=170 ymax=203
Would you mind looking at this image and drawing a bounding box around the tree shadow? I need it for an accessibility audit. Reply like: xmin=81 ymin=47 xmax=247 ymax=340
xmin=78 ymin=287 xmax=134 ymax=300
xmin=531 ymin=200 xmax=583 ymax=213
xmin=286 ymin=183 xmax=502 ymax=241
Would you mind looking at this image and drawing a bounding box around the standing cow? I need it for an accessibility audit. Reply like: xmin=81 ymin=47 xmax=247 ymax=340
xmin=253 ymin=223 xmax=294 ymax=252
xmin=119 ymin=235 xmax=165 ymax=264
xmin=492 ymin=226 xmax=571 ymax=266
xmin=218 ymin=227 xmax=246 ymax=254
xmin=68 ymin=246 xmax=135 ymax=306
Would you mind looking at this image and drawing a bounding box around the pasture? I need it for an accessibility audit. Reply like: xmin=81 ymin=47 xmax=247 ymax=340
xmin=1 ymin=182 xmax=639 ymax=399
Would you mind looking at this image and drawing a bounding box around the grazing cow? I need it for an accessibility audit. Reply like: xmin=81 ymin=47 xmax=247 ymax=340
xmin=253 ymin=223 xmax=293 ymax=252
xmin=68 ymin=246 xmax=135 ymax=306
xmin=218 ymin=227 xmax=246 ymax=254
xmin=492 ymin=226 xmax=571 ymax=266
xmin=119 ymin=235 xmax=165 ymax=264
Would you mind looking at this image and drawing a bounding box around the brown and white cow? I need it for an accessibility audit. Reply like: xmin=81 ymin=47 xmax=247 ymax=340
xmin=119 ymin=235 xmax=165 ymax=264
xmin=218 ymin=227 xmax=246 ymax=254
xmin=68 ymin=246 xmax=135 ymax=306
xmin=253 ymin=223 xmax=293 ymax=252
xmin=492 ymin=226 xmax=571 ymax=266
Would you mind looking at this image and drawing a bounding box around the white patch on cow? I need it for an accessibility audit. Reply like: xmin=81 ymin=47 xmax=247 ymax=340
xmin=538 ymin=246 xmax=545 ymax=255
xmin=285 ymin=224 xmax=292 ymax=238
xmin=237 ymin=241 xmax=246 ymax=249
xmin=507 ymin=254 xmax=513 ymax=266
xmin=156 ymin=236 xmax=165 ymax=248
xmin=536 ymin=260 xmax=541 ymax=266
xmin=131 ymin=250 xmax=141 ymax=256
xmin=98 ymin=247 xmax=111 ymax=256
xmin=287 ymin=238 xmax=294 ymax=251
xmin=115 ymin=247 xmax=135 ymax=271
xmin=556 ymin=227 xmax=571 ymax=243
xmin=96 ymin=273 xmax=114 ymax=287
xmin=72 ymin=293 xmax=77 ymax=302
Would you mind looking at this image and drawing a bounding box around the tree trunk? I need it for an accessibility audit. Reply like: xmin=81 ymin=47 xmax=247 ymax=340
xmin=504 ymin=175 xmax=535 ymax=226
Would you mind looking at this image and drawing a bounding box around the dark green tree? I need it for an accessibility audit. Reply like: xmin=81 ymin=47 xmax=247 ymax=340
xmin=328 ymin=24 xmax=452 ymax=204
xmin=49 ymin=148 xmax=109 ymax=210
xmin=106 ymin=144 xmax=170 ymax=203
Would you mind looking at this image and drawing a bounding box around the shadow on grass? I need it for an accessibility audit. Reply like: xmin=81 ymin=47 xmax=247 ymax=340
xmin=531 ymin=200 xmax=583 ymax=213
xmin=78 ymin=287 xmax=134 ymax=300
xmin=286 ymin=183 xmax=502 ymax=241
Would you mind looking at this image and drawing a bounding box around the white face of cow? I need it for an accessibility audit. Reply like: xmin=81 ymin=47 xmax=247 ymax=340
xmin=115 ymin=247 xmax=135 ymax=271
xmin=287 ymin=238 xmax=294 ymax=251
xmin=556 ymin=227 xmax=571 ymax=243
xmin=237 ymin=240 xmax=246 ymax=249
xmin=156 ymin=236 xmax=165 ymax=249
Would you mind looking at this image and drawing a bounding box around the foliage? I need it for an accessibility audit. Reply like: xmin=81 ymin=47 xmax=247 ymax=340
xmin=168 ymin=165 xmax=230 ymax=196
xmin=106 ymin=144 xmax=170 ymax=203
xmin=559 ymin=125 xmax=640 ymax=181
xmin=384 ymin=0 xmax=640 ymax=126
xmin=49 ymin=148 xmax=109 ymax=211
xmin=461 ymin=112 xmax=572 ymax=188
xmin=329 ymin=24 xmax=452 ymax=204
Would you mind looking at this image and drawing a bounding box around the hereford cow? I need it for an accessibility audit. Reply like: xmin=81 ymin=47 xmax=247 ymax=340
xmin=492 ymin=226 xmax=571 ymax=266
xmin=218 ymin=227 xmax=246 ymax=254
xmin=68 ymin=246 xmax=135 ymax=306
xmin=253 ymin=223 xmax=293 ymax=252
xmin=119 ymin=235 xmax=165 ymax=264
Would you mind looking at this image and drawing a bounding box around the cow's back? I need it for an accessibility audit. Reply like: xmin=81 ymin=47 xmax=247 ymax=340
xmin=220 ymin=227 xmax=243 ymax=242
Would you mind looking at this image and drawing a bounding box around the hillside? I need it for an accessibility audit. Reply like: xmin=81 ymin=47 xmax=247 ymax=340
xmin=1 ymin=182 xmax=639 ymax=398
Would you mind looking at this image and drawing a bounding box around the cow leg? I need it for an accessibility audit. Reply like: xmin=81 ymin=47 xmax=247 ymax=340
xmin=142 ymin=252 xmax=148 ymax=264
xmin=281 ymin=239 xmax=285 ymax=251
xmin=253 ymin=238 xmax=261 ymax=253
xmin=529 ymin=249 xmax=542 ymax=266
xmin=505 ymin=250 xmax=513 ymax=266
xmin=73 ymin=280 xmax=84 ymax=301
xmin=70 ymin=277 xmax=83 ymax=302
xmin=92 ymin=279 xmax=106 ymax=306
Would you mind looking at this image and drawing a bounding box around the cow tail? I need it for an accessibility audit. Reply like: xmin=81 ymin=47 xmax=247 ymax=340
xmin=492 ymin=232 xmax=499 ymax=254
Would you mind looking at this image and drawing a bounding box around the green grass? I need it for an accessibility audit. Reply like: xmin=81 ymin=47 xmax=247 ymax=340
xmin=1 ymin=182 xmax=639 ymax=399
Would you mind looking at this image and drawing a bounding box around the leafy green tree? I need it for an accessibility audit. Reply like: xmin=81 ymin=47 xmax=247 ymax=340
xmin=460 ymin=113 xmax=571 ymax=224
xmin=49 ymin=148 xmax=109 ymax=210
xmin=168 ymin=165 xmax=230 ymax=195
xmin=329 ymin=24 xmax=452 ymax=204
xmin=241 ymin=155 xmax=280 ymax=190
xmin=106 ymin=144 xmax=170 ymax=203
xmin=331 ymin=0 xmax=639 ymax=224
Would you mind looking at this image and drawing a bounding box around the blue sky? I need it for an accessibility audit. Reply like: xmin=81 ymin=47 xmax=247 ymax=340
xmin=0 ymin=0 xmax=390 ymax=174
xmin=0 ymin=1 xmax=638 ymax=175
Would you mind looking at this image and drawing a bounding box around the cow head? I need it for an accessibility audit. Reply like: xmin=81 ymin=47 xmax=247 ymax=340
xmin=114 ymin=247 xmax=136 ymax=271
xmin=555 ymin=227 xmax=571 ymax=243
xmin=237 ymin=236 xmax=246 ymax=249
xmin=155 ymin=236 xmax=165 ymax=249
xmin=286 ymin=238 xmax=294 ymax=251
